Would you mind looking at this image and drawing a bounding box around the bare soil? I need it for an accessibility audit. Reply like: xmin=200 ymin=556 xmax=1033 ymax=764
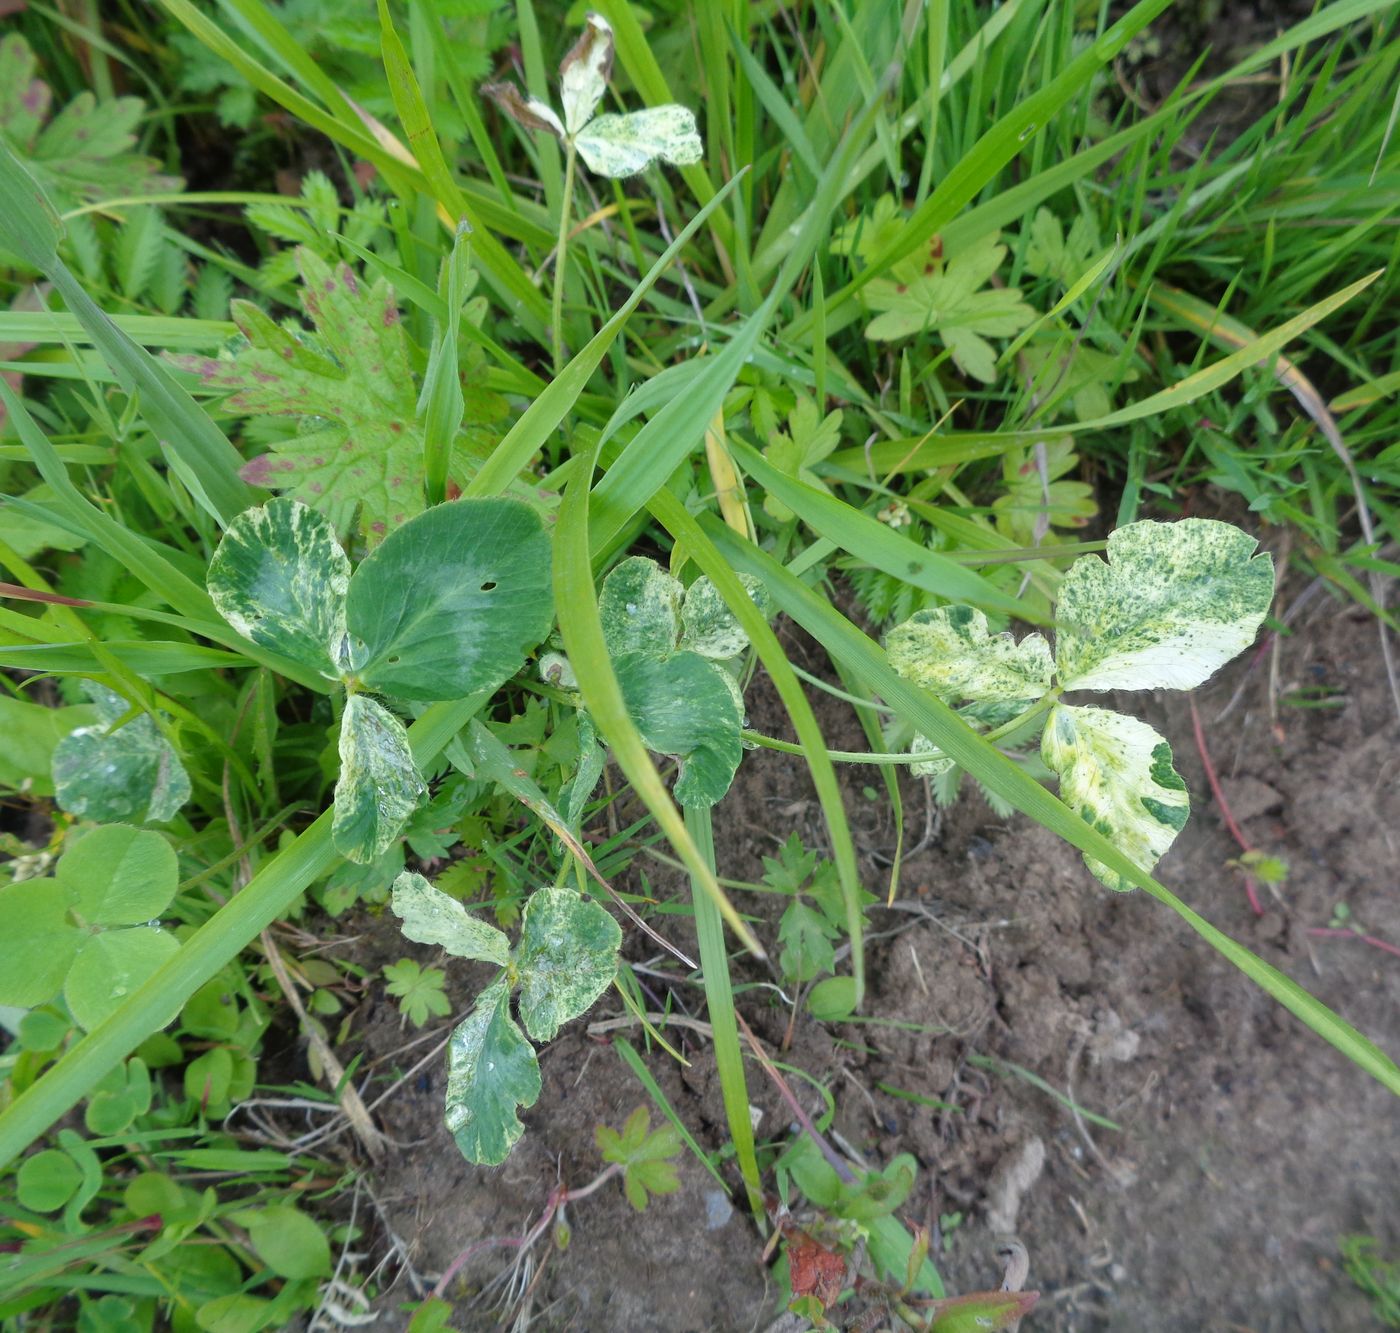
xmin=326 ymin=568 xmax=1400 ymax=1332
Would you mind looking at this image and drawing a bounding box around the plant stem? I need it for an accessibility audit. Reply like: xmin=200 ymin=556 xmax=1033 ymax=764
xmin=551 ymin=139 xmax=578 ymax=374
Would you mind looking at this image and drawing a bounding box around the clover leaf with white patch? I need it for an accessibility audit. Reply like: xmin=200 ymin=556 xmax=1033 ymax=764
xmin=484 ymin=14 xmax=702 ymax=179
xmin=886 ymin=520 xmax=1273 ymax=890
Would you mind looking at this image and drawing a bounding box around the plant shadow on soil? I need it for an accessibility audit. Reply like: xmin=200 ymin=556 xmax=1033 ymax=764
xmin=323 ymin=543 xmax=1400 ymax=1332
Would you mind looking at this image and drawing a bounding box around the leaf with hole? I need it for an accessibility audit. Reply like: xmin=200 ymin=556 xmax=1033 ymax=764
xmin=1053 ymin=519 xmax=1274 ymax=692
xmin=390 ymin=871 xmax=510 ymax=966
xmin=332 ymin=695 xmax=426 ymax=864
xmin=206 ymin=498 xmax=349 ymax=680
xmin=1041 ymin=704 xmax=1189 ymax=891
xmin=444 ymin=980 xmax=541 ymax=1166
xmin=513 ymin=887 xmax=621 ymax=1043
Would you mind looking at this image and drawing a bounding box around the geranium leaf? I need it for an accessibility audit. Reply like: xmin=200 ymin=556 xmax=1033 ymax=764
xmin=206 ymin=498 xmax=349 ymax=680
xmin=1054 ymin=519 xmax=1275 ymax=691
xmin=64 ymin=927 xmax=181 ymax=1031
xmin=347 ymin=499 xmax=553 ymax=700
xmin=514 ymin=886 xmax=621 ymax=1042
xmin=613 ymin=650 xmax=743 ymax=807
xmin=598 ymin=556 xmax=682 ymax=658
xmin=886 ymin=606 xmax=1053 ymax=709
xmin=56 ymin=824 xmax=178 ymax=925
xmin=389 ymin=871 xmax=510 ymax=966
xmin=51 ymin=684 xmax=190 ymax=825
xmin=332 ymin=695 xmax=426 ymax=864
xmin=444 ymin=979 xmax=541 ymax=1166
xmin=1041 ymin=704 xmax=1189 ymax=891
xmin=574 ymin=107 xmax=703 ymax=178
xmin=0 ymin=878 xmax=82 ymax=1007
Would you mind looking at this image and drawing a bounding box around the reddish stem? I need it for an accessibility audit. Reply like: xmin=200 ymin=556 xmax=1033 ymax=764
xmin=1188 ymin=697 xmax=1264 ymax=915
xmin=1306 ymin=926 xmax=1400 ymax=960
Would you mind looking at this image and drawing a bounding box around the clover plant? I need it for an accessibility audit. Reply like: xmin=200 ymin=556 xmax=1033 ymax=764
xmin=205 ymin=497 xmax=552 ymax=863
xmin=390 ymin=871 xmax=621 ymax=1165
xmin=887 ymin=519 xmax=1274 ymax=888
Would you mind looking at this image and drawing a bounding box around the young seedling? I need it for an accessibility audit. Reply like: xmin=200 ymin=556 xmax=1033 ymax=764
xmin=205 ymin=497 xmax=552 ymax=862
xmin=888 ymin=519 xmax=1275 ymax=888
xmin=390 ymin=871 xmax=621 ymax=1164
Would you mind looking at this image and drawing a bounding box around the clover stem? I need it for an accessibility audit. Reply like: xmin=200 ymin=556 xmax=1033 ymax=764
xmin=981 ymin=689 xmax=1059 ymax=745
xmin=552 ymin=139 xmax=579 ymax=374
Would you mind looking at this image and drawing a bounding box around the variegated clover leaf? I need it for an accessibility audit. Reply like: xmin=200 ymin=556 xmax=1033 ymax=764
xmin=484 ymin=13 xmax=702 ymax=178
xmin=207 ymin=497 xmax=554 ymax=863
xmin=168 ymin=248 xmax=507 ymax=546
xmin=52 ymin=683 xmax=191 ymax=826
xmin=388 ymin=872 xmax=621 ymax=1165
xmin=593 ymin=556 xmax=769 ymax=808
xmin=886 ymin=520 xmax=1273 ymax=890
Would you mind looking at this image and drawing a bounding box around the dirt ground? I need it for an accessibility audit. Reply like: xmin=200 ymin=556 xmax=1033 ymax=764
xmin=320 ymin=552 xmax=1400 ymax=1332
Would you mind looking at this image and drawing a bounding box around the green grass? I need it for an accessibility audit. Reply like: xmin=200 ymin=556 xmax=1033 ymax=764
xmin=1 ymin=0 xmax=1398 ymax=1326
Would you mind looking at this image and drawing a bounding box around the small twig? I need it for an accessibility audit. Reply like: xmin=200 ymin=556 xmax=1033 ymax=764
xmin=1188 ymin=696 xmax=1263 ymax=916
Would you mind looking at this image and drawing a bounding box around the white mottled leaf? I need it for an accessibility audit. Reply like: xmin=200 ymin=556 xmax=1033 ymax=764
xmin=575 ymin=106 xmax=703 ymax=178
xmin=598 ymin=556 xmax=682 ymax=658
xmin=444 ymin=979 xmax=541 ymax=1166
xmin=1054 ymin=519 xmax=1274 ymax=692
xmin=1042 ymin=704 xmax=1189 ymax=891
xmin=559 ymin=13 xmax=612 ymax=136
xmin=514 ymin=887 xmax=621 ymax=1042
xmin=206 ymin=498 xmax=348 ymax=680
xmin=390 ymin=871 xmax=509 ymax=966
xmin=886 ymin=606 xmax=1053 ymax=709
xmin=908 ymin=734 xmax=954 ymax=778
xmin=332 ymin=695 xmax=426 ymax=864
xmin=679 ymin=574 xmax=770 ymax=661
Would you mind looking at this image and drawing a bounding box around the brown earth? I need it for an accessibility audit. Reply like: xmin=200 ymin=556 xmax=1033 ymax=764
xmin=321 ymin=568 xmax=1400 ymax=1332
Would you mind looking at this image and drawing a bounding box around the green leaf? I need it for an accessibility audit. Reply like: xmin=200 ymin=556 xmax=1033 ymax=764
xmin=332 ymin=695 xmax=426 ymax=864
xmin=613 ymin=650 xmax=743 ymax=807
xmin=444 ymin=979 xmax=541 ymax=1165
xmin=861 ymin=233 xmax=1035 ymax=382
xmin=1042 ymin=704 xmax=1189 ymax=892
xmin=778 ymin=900 xmax=838 ymax=984
xmin=993 ymin=438 xmax=1097 ymax=543
xmin=170 ymin=250 xmax=496 ymax=545
xmin=196 ymin=1293 xmax=275 ymax=1333
xmin=886 ymin=606 xmax=1053 ymax=711
xmin=64 ymin=927 xmax=181 ymax=1031
xmin=1054 ymin=519 xmax=1275 ymax=692
xmin=206 ymin=499 xmax=349 ymax=680
xmin=16 ymin=1148 xmax=82 ymax=1212
xmin=389 ymin=871 xmax=510 ymax=966
xmin=51 ymin=684 xmax=191 ymax=825
xmin=807 ymin=975 xmax=857 ymax=1021
xmin=0 ymin=877 xmax=81 ymax=1007
xmin=382 ymin=958 xmax=452 ymax=1027
xmin=513 ymin=887 xmax=621 ymax=1043
xmin=0 ymin=698 xmax=95 ymax=797
xmin=242 ymin=1204 xmax=332 ymax=1279
xmin=594 ymin=1105 xmax=682 ymax=1211
xmin=929 ymin=1292 xmax=1039 ymax=1331
xmin=679 ymin=574 xmax=767 ymax=661
xmin=347 ymin=500 xmax=553 ymax=700
xmin=598 ymin=556 xmax=683 ymax=657
xmin=56 ymin=824 xmax=178 ymax=926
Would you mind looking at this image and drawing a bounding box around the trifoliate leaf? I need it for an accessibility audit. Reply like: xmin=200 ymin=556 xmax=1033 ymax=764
xmin=169 ymin=250 xmax=501 ymax=545
xmin=206 ymin=498 xmax=349 ymax=680
xmin=513 ymin=886 xmax=621 ymax=1042
xmin=599 ymin=556 xmax=682 ymax=658
xmin=390 ymin=871 xmax=510 ymax=966
xmin=346 ymin=499 xmax=553 ymax=700
xmin=861 ymin=233 xmax=1035 ymax=383
xmin=679 ymin=574 xmax=770 ymax=661
xmin=51 ymin=684 xmax=190 ymax=825
xmin=575 ymin=107 xmax=703 ymax=177
xmin=56 ymin=824 xmax=178 ymax=925
xmin=0 ymin=877 xmax=81 ymax=1007
xmin=1054 ymin=519 xmax=1275 ymax=692
xmin=0 ymin=33 xmax=179 ymax=213
xmin=444 ymin=979 xmax=541 ymax=1165
xmin=1041 ymin=704 xmax=1189 ymax=891
xmin=614 ymin=650 xmax=743 ymax=807
xmin=886 ymin=606 xmax=1053 ymax=710
xmin=64 ymin=926 xmax=181 ymax=1031
xmin=332 ymin=695 xmax=426 ymax=864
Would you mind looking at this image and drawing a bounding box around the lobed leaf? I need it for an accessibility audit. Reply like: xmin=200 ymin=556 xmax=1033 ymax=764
xmin=332 ymin=695 xmax=426 ymax=864
xmin=389 ymin=871 xmax=510 ymax=966
xmin=1041 ymin=704 xmax=1189 ymax=892
xmin=886 ymin=606 xmax=1053 ymax=709
xmin=1054 ymin=520 xmax=1274 ymax=692
xmin=513 ymin=887 xmax=621 ymax=1043
xmin=206 ymin=498 xmax=349 ymax=680
xmin=444 ymin=979 xmax=541 ymax=1166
